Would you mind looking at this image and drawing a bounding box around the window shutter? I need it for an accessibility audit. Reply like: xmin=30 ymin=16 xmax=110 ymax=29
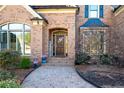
xmin=100 ymin=5 xmax=104 ymax=18
xmin=85 ymin=5 xmax=89 ymax=18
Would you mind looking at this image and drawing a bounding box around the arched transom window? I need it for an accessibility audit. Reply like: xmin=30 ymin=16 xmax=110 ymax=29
xmin=0 ymin=23 xmax=31 ymax=55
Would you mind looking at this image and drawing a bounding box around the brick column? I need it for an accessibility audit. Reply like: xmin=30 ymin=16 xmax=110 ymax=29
xmin=68 ymin=23 xmax=76 ymax=64
xmin=31 ymin=25 xmax=43 ymax=63
xmin=42 ymin=25 xmax=49 ymax=56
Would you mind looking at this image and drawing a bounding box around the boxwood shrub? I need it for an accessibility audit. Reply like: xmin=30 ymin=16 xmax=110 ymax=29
xmin=19 ymin=56 xmax=31 ymax=69
xmin=99 ymin=54 xmax=113 ymax=65
xmin=75 ymin=52 xmax=91 ymax=65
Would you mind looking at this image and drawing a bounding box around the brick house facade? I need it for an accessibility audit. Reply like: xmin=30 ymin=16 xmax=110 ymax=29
xmin=0 ymin=5 xmax=123 ymax=65
xmin=110 ymin=6 xmax=124 ymax=57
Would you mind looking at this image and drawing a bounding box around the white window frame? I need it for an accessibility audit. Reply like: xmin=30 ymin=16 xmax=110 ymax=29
xmin=0 ymin=23 xmax=31 ymax=56
xmin=89 ymin=5 xmax=99 ymax=18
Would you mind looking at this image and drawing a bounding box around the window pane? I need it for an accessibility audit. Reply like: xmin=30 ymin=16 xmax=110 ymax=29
xmin=0 ymin=31 xmax=7 ymax=50
xmin=0 ymin=23 xmax=31 ymax=55
xmin=2 ymin=25 xmax=8 ymax=30
xmin=83 ymin=31 xmax=104 ymax=55
xmin=90 ymin=11 xmax=98 ymax=18
xmin=25 ymin=25 xmax=31 ymax=31
xmin=24 ymin=32 xmax=31 ymax=54
xmin=9 ymin=24 xmax=23 ymax=30
xmin=10 ymin=32 xmax=23 ymax=54
xmin=90 ymin=5 xmax=98 ymax=10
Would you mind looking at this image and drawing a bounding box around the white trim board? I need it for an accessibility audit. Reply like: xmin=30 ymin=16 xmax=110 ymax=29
xmin=0 ymin=5 xmax=6 ymax=11
xmin=23 ymin=5 xmax=43 ymax=19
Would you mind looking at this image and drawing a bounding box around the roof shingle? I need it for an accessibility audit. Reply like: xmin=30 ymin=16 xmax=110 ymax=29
xmin=80 ymin=18 xmax=109 ymax=28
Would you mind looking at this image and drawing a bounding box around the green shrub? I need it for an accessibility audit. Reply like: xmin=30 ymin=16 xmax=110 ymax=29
xmin=0 ymin=79 xmax=20 ymax=88
xmin=0 ymin=50 xmax=20 ymax=69
xmin=110 ymin=54 xmax=119 ymax=65
xmin=10 ymin=51 xmax=21 ymax=66
xmin=111 ymin=55 xmax=124 ymax=67
xmin=75 ymin=52 xmax=91 ymax=65
xmin=0 ymin=70 xmax=15 ymax=81
xmin=19 ymin=57 xmax=31 ymax=69
xmin=99 ymin=54 xmax=112 ymax=65
xmin=118 ymin=57 xmax=124 ymax=67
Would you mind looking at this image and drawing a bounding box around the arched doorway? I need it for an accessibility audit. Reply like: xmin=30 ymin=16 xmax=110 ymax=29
xmin=49 ymin=28 xmax=68 ymax=57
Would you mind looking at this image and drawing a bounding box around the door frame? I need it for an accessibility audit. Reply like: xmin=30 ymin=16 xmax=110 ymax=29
xmin=51 ymin=30 xmax=67 ymax=57
xmin=54 ymin=34 xmax=65 ymax=56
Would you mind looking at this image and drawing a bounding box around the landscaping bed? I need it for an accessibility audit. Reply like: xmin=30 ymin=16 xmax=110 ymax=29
xmin=0 ymin=50 xmax=35 ymax=88
xmin=76 ymin=65 xmax=124 ymax=88
xmin=0 ymin=68 xmax=34 ymax=88
xmin=9 ymin=68 xmax=34 ymax=84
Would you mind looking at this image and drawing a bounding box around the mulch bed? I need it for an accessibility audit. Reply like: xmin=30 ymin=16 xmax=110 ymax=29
xmin=9 ymin=68 xmax=34 ymax=84
xmin=76 ymin=65 xmax=124 ymax=88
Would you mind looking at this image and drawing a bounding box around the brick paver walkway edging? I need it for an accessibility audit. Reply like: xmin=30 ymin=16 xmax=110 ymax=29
xmin=75 ymin=68 xmax=101 ymax=88
xmin=21 ymin=66 xmax=95 ymax=88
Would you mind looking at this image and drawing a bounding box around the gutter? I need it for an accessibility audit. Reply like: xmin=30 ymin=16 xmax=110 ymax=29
xmin=113 ymin=5 xmax=124 ymax=16
xmin=113 ymin=5 xmax=121 ymax=13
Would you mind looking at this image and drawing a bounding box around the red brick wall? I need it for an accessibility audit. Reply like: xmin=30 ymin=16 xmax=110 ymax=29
xmin=0 ymin=5 xmax=44 ymax=62
xmin=110 ymin=9 xmax=124 ymax=57
xmin=76 ymin=5 xmax=113 ymax=54
xmin=41 ymin=13 xmax=76 ymax=65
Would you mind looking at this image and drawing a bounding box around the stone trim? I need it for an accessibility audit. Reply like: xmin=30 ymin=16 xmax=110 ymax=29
xmin=0 ymin=5 xmax=6 ymax=11
xmin=35 ymin=9 xmax=77 ymax=13
xmin=80 ymin=27 xmax=109 ymax=30
xmin=114 ymin=6 xmax=124 ymax=16
xmin=23 ymin=5 xmax=43 ymax=19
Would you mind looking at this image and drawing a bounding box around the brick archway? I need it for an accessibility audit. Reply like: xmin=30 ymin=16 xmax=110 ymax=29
xmin=49 ymin=28 xmax=68 ymax=57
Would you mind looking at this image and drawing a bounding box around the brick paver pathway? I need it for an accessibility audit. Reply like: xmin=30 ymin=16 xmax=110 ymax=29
xmin=21 ymin=66 xmax=95 ymax=88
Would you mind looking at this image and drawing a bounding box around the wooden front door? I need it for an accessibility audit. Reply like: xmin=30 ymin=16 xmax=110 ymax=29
xmin=55 ymin=35 xmax=65 ymax=56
